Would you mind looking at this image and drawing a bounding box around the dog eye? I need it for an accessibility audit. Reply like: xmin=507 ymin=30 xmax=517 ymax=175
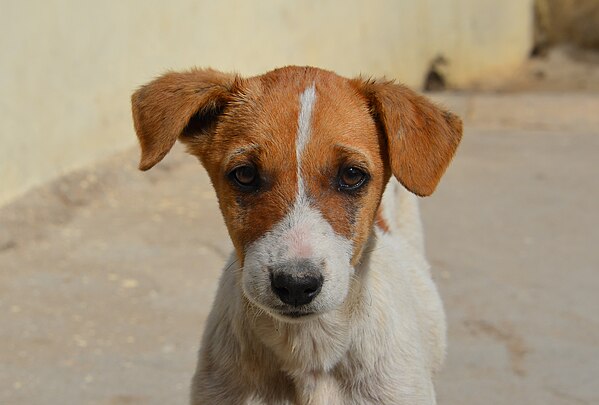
xmin=338 ymin=167 xmax=368 ymax=191
xmin=230 ymin=165 xmax=259 ymax=189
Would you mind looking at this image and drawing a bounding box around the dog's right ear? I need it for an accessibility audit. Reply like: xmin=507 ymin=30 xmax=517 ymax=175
xmin=131 ymin=68 xmax=240 ymax=171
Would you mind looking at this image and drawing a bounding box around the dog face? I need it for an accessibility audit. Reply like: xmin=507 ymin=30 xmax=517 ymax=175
xmin=132 ymin=66 xmax=462 ymax=321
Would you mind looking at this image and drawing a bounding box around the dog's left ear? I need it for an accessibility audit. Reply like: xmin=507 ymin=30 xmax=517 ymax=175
xmin=131 ymin=68 xmax=240 ymax=171
xmin=353 ymin=78 xmax=463 ymax=196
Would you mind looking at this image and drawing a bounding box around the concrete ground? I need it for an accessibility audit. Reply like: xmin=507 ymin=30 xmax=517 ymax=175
xmin=1 ymin=93 xmax=598 ymax=405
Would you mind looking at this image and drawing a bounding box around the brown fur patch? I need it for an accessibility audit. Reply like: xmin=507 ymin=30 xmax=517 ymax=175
xmin=375 ymin=205 xmax=391 ymax=233
xmin=131 ymin=69 xmax=240 ymax=171
xmin=185 ymin=72 xmax=303 ymax=255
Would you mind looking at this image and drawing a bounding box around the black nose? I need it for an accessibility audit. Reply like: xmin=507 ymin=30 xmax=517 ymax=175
xmin=270 ymin=262 xmax=323 ymax=307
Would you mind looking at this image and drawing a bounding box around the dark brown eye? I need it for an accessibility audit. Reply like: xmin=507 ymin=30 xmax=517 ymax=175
xmin=231 ymin=165 xmax=258 ymax=189
xmin=339 ymin=167 xmax=368 ymax=190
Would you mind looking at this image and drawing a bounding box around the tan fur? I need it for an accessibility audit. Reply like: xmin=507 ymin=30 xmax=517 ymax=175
xmin=131 ymin=68 xmax=241 ymax=171
xmin=131 ymin=66 xmax=462 ymax=404
xmin=375 ymin=206 xmax=392 ymax=233
xmin=352 ymin=78 xmax=463 ymax=197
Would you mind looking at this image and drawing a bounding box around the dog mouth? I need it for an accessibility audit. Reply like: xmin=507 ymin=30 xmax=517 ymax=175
xmin=268 ymin=306 xmax=320 ymax=321
xmin=279 ymin=310 xmax=314 ymax=318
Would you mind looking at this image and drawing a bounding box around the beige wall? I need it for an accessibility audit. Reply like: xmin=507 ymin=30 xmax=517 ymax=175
xmin=0 ymin=0 xmax=533 ymax=206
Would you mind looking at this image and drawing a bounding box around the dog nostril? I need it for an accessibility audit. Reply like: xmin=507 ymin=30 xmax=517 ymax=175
xmin=303 ymin=279 xmax=321 ymax=297
xmin=273 ymin=285 xmax=290 ymax=298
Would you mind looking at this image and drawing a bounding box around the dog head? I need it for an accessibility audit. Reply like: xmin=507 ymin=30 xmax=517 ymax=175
xmin=132 ymin=66 xmax=462 ymax=321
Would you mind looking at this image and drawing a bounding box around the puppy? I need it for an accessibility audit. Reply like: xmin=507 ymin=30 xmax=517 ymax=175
xmin=131 ymin=66 xmax=462 ymax=404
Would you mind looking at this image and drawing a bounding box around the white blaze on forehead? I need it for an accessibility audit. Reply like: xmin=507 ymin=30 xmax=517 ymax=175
xmin=296 ymin=84 xmax=317 ymax=197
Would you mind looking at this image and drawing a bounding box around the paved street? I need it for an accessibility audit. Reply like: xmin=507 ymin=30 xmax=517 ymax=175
xmin=1 ymin=93 xmax=598 ymax=404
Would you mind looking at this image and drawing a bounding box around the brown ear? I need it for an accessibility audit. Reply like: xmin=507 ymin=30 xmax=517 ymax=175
xmin=131 ymin=68 xmax=239 ymax=171
xmin=353 ymin=78 xmax=463 ymax=196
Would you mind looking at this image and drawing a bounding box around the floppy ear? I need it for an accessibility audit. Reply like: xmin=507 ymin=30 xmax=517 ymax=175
xmin=353 ymin=78 xmax=463 ymax=196
xmin=131 ymin=68 xmax=239 ymax=171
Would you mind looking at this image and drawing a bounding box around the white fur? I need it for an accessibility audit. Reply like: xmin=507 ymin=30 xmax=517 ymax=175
xmin=381 ymin=180 xmax=426 ymax=255
xmin=295 ymin=83 xmax=317 ymax=197
xmin=191 ymin=179 xmax=446 ymax=404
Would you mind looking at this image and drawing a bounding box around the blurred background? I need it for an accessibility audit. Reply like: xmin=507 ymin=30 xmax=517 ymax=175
xmin=1 ymin=1 xmax=598 ymax=404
